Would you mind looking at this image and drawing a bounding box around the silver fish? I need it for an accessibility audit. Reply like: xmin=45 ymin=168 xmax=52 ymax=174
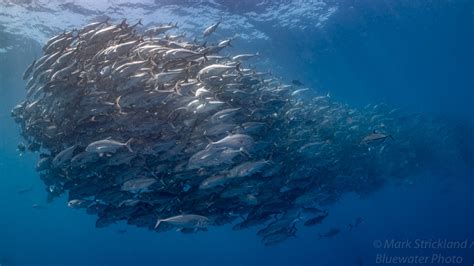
xmin=86 ymin=138 xmax=133 ymax=154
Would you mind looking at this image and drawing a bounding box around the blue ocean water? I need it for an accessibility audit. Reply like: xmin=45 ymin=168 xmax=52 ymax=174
xmin=0 ymin=1 xmax=473 ymax=266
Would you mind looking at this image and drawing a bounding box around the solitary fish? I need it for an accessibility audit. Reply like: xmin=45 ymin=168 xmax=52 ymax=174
xmin=155 ymin=214 xmax=210 ymax=229
xmin=52 ymin=145 xmax=77 ymax=168
xmin=207 ymin=134 xmax=254 ymax=151
xmin=304 ymin=211 xmax=329 ymax=226
xmin=361 ymin=130 xmax=394 ymax=145
xmin=68 ymin=199 xmax=92 ymax=209
xmin=86 ymin=138 xmax=133 ymax=154
xmin=232 ymin=52 xmax=259 ymax=61
xmin=144 ymin=22 xmax=178 ymax=36
xmin=197 ymin=64 xmax=239 ymax=81
xmin=121 ymin=177 xmax=157 ymax=192
xmin=199 ymin=174 xmax=228 ymax=189
xmin=203 ymin=21 xmax=221 ymax=37
xmin=227 ymin=160 xmax=269 ymax=178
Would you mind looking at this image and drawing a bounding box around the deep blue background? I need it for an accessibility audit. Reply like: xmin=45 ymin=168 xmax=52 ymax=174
xmin=1 ymin=1 xmax=473 ymax=265
xmin=262 ymin=0 xmax=474 ymax=121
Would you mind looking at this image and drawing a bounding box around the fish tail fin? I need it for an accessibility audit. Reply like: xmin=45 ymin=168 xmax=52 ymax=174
xmin=125 ymin=138 xmax=134 ymax=153
xmin=201 ymin=48 xmax=209 ymax=61
xmin=119 ymin=19 xmax=128 ymax=29
xmin=155 ymin=219 xmax=162 ymax=229
xmin=235 ymin=63 xmax=242 ymax=74
xmin=115 ymin=96 xmax=126 ymax=115
xmin=147 ymin=56 xmax=157 ymax=67
xmin=389 ymin=135 xmax=395 ymax=141
xmin=130 ymin=19 xmax=142 ymax=29
xmin=204 ymin=136 xmax=214 ymax=145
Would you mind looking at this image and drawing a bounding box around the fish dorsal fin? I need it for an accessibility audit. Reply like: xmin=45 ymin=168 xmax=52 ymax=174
xmin=106 ymin=136 xmax=112 ymax=140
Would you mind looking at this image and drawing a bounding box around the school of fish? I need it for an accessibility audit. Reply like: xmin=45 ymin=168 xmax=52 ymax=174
xmin=12 ymin=19 xmax=465 ymax=246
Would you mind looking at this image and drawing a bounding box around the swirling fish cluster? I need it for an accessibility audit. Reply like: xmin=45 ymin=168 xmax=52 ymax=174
xmin=12 ymin=20 xmax=461 ymax=245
